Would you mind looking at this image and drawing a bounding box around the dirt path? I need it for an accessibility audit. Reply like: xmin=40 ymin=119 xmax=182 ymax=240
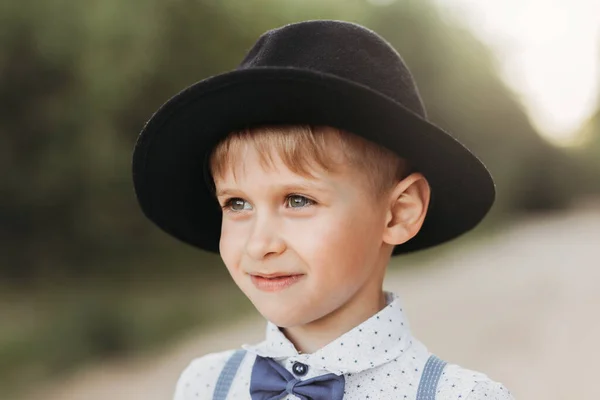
xmin=23 ymin=207 xmax=600 ymax=400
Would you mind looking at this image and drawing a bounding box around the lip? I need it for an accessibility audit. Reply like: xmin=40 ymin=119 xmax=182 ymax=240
xmin=250 ymin=273 xmax=304 ymax=292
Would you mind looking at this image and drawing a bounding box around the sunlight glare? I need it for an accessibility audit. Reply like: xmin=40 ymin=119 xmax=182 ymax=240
xmin=435 ymin=0 xmax=600 ymax=146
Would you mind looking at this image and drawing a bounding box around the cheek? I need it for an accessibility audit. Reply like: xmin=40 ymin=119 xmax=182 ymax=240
xmin=299 ymin=209 xmax=383 ymax=276
xmin=219 ymin=220 xmax=246 ymax=273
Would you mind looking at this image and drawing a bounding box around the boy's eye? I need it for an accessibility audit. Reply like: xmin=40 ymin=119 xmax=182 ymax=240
xmin=225 ymin=198 xmax=252 ymax=211
xmin=286 ymin=195 xmax=314 ymax=208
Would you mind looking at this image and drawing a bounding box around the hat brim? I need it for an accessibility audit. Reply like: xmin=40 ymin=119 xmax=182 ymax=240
xmin=133 ymin=67 xmax=495 ymax=256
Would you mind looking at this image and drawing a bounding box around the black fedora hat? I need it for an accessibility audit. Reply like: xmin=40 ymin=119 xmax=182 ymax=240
xmin=132 ymin=20 xmax=495 ymax=255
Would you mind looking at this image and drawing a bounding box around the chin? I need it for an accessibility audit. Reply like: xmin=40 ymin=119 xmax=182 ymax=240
xmin=256 ymin=302 xmax=317 ymax=328
xmin=259 ymin=307 xmax=303 ymax=328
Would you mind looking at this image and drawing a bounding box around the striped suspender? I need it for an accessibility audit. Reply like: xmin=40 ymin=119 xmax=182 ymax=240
xmin=416 ymin=355 xmax=447 ymax=400
xmin=213 ymin=351 xmax=445 ymax=400
xmin=212 ymin=349 xmax=247 ymax=400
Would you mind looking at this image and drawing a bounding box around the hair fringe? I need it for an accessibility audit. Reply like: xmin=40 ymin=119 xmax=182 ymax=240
xmin=209 ymin=125 xmax=408 ymax=195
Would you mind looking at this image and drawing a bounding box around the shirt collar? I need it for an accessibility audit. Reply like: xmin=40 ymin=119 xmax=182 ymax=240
xmin=243 ymin=291 xmax=414 ymax=374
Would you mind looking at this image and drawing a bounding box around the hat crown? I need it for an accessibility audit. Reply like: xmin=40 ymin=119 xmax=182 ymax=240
xmin=238 ymin=20 xmax=426 ymax=117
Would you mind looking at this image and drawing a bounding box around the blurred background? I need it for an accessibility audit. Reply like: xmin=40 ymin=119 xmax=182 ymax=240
xmin=1 ymin=0 xmax=599 ymax=399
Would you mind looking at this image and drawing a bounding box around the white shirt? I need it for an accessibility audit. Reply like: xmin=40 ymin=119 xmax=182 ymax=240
xmin=174 ymin=292 xmax=514 ymax=400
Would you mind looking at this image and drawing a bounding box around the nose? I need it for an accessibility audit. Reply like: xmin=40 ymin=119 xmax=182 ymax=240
xmin=245 ymin=212 xmax=286 ymax=260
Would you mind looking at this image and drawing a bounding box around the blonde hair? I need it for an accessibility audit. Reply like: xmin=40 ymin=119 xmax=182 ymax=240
xmin=209 ymin=125 xmax=409 ymax=195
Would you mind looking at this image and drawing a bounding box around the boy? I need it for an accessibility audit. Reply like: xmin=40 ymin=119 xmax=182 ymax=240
xmin=132 ymin=20 xmax=513 ymax=399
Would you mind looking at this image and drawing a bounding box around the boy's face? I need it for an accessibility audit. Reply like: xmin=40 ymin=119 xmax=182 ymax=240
xmin=214 ymin=144 xmax=391 ymax=329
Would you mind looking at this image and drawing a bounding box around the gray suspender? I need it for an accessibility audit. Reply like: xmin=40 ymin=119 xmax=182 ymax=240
xmin=212 ymin=351 xmax=445 ymax=400
xmin=212 ymin=349 xmax=247 ymax=400
xmin=416 ymin=355 xmax=447 ymax=400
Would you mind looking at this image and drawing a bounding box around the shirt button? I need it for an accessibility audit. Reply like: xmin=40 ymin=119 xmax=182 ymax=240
xmin=292 ymin=362 xmax=308 ymax=376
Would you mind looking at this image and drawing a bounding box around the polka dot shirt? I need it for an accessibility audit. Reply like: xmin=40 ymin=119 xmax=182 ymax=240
xmin=174 ymin=292 xmax=513 ymax=399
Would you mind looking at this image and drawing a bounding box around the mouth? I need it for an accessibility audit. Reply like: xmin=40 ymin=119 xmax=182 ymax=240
xmin=249 ymin=273 xmax=304 ymax=292
xmin=252 ymin=272 xmax=299 ymax=278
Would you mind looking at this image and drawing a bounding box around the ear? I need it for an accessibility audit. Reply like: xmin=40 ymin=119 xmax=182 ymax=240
xmin=382 ymin=173 xmax=431 ymax=246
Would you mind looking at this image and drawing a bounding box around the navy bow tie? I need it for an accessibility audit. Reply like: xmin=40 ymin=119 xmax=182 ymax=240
xmin=250 ymin=355 xmax=345 ymax=400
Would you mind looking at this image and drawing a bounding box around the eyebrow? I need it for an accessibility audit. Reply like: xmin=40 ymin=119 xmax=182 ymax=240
xmin=215 ymin=182 xmax=331 ymax=198
xmin=215 ymin=188 xmax=242 ymax=198
xmin=280 ymin=182 xmax=332 ymax=194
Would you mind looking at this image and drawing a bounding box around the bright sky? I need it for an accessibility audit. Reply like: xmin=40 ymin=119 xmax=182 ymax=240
xmin=432 ymin=0 xmax=600 ymax=146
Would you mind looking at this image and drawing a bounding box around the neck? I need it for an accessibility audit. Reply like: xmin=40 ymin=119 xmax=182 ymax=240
xmin=281 ymin=280 xmax=387 ymax=354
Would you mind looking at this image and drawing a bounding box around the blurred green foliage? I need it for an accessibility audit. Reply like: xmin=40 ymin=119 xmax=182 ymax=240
xmin=0 ymin=275 xmax=251 ymax=398
xmin=0 ymin=0 xmax=598 ymax=396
